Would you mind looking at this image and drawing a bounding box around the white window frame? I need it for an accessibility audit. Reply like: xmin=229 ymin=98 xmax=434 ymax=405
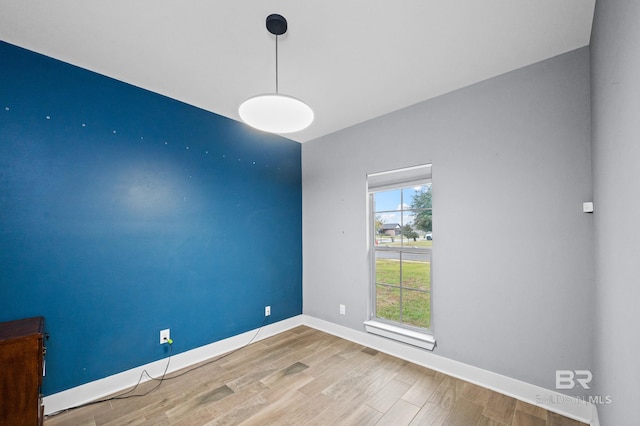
xmin=364 ymin=164 xmax=435 ymax=350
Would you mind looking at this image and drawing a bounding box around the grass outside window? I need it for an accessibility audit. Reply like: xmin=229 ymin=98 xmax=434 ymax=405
xmin=375 ymin=258 xmax=431 ymax=329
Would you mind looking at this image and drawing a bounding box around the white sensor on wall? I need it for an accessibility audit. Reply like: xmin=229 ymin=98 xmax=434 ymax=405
xmin=583 ymin=202 xmax=594 ymax=213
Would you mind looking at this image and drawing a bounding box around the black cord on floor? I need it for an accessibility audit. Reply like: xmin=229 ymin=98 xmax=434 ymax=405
xmin=146 ymin=315 xmax=268 ymax=383
xmin=45 ymin=316 xmax=268 ymax=418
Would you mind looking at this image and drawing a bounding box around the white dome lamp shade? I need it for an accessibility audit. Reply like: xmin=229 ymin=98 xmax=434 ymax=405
xmin=239 ymin=14 xmax=314 ymax=134
xmin=239 ymin=94 xmax=313 ymax=134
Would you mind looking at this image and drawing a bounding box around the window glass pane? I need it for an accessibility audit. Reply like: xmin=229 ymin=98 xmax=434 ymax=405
xmin=375 ymin=220 xmax=401 ymax=245
xmin=374 ymin=189 xmax=403 ymax=245
xmin=400 ymin=224 xmax=432 ymax=248
xmin=376 ymin=284 xmax=400 ymax=322
xmin=373 ymin=189 xmax=401 ymax=212
xmin=399 ymin=209 xmax=420 ymax=246
xmin=402 ymin=289 xmax=431 ymax=329
xmin=409 ymin=184 xmax=432 ymax=234
xmin=375 ymin=253 xmax=400 ymax=285
xmin=401 ymin=256 xmax=430 ymax=292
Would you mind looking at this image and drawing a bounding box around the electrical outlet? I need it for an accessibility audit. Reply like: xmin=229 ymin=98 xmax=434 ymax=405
xmin=265 ymin=306 xmax=271 ymax=316
xmin=340 ymin=304 xmax=346 ymax=315
xmin=160 ymin=328 xmax=170 ymax=344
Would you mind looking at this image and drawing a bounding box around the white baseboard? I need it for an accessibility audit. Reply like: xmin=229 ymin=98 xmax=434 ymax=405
xmin=590 ymin=404 xmax=600 ymax=426
xmin=301 ymin=315 xmax=596 ymax=425
xmin=43 ymin=316 xmax=303 ymax=415
xmin=44 ymin=314 xmax=597 ymax=425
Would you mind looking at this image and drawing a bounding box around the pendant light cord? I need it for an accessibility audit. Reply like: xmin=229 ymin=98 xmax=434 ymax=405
xmin=275 ymin=35 xmax=279 ymax=94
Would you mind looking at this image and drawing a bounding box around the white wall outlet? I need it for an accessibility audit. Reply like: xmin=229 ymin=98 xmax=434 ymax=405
xmin=160 ymin=328 xmax=170 ymax=344
xmin=340 ymin=304 xmax=346 ymax=315
xmin=265 ymin=306 xmax=271 ymax=316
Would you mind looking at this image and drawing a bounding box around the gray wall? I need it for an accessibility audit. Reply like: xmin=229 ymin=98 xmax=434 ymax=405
xmin=302 ymin=47 xmax=593 ymax=393
xmin=591 ymin=1 xmax=640 ymax=424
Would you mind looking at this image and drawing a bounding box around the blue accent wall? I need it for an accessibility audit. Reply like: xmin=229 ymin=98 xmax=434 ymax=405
xmin=0 ymin=41 xmax=302 ymax=395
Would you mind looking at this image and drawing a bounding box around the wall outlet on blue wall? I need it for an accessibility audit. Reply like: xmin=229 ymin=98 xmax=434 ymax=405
xmin=265 ymin=306 xmax=271 ymax=316
xmin=160 ymin=329 xmax=171 ymax=344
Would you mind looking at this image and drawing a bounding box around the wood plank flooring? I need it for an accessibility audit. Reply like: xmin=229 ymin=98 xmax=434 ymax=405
xmin=44 ymin=326 xmax=588 ymax=426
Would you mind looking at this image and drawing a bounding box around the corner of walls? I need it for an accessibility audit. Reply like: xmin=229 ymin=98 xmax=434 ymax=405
xmin=302 ymin=315 xmax=596 ymax=425
xmin=590 ymin=0 xmax=640 ymax=424
xmin=0 ymin=41 xmax=302 ymax=395
xmin=303 ymin=46 xmax=594 ymax=397
xmin=44 ymin=316 xmax=304 ymax=415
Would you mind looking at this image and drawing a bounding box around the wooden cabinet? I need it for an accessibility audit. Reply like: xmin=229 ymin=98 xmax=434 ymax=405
xmin=0 ymin=316 xmax=45 ymax=426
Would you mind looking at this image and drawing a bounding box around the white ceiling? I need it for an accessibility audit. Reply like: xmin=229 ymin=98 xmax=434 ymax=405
xmin=0 ymin=1 xmax=595 ymax=143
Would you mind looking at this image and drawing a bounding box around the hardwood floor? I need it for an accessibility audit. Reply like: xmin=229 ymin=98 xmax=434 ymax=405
xmin=44 ymin=326 xmax=588 ymax=426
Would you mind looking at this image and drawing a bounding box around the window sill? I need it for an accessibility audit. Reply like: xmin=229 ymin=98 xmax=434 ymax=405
xmin=364 ymin=320 xmax=436 ymax=351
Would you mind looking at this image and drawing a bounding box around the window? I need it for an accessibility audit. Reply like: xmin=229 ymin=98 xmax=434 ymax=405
xmin=365 ymin=164 xmax=434 ymax=349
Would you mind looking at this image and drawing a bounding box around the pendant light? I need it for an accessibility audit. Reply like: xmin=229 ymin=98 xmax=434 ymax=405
xmin=239 ymin=14 xmax=314 ymax=134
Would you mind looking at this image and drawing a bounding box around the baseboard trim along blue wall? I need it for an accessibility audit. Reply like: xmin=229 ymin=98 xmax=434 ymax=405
xmin=0 ymin=40 xmax=302 ymax=395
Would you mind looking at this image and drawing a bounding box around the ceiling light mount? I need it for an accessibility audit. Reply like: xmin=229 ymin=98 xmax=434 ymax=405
xmin=266 ymin=14 xmax=287 ymax=36
xmin=239 ymin=13 xmax=314 ymax=134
